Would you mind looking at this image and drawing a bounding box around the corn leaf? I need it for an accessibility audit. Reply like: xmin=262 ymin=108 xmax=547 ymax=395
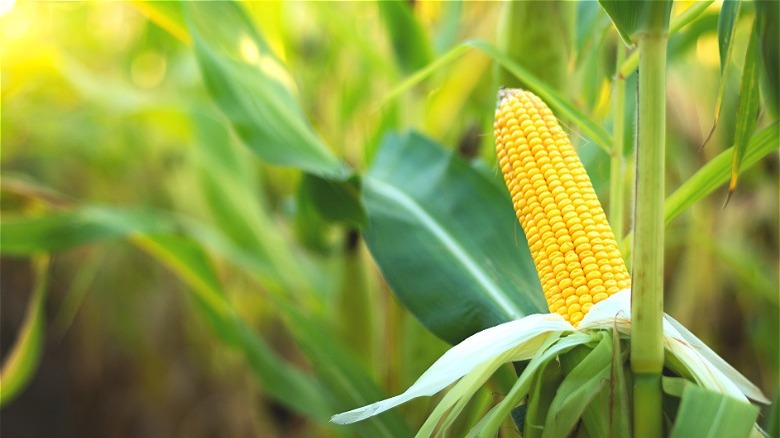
xmin=191 ymin=111 xmax=321 ymax=295
xmin=299 ymin=174 xmax=366 ymax=228
xmin=621 ymin=123 xmax=778 ymax=254
xmin=362 ymin=132 xmax=547 ymax=345
xmin=0 ymin=257 xmax=49 ymax=407
xmin=524 ymin=359 xmax=564 ymax=438
xmin=378 ymin=40 xmax=613 ymax=154
xmin=377 ymin=0 xmax=432 ymax=75
xmin=727 ymin=18 xmax=763 ymax=200
xmin=719 ymin=1 xmax=741 ymax=73
xmin=756 ymin=0 xmax=780 ymax=117
xmin=185 ymin=2 xmax=349 ymax=180
xmin=496 ymin=1 xmax=574 ymax=93
xmin=134 ymin=235 xmax=332 ymax=420
xmin=666 ymin=123 xmax=778 ymax=223
xmin=618 ymin=1 xmax=715 ymax=78
xmin=130 ymin=1 xmax=190 ymax=45
xmin=471 ymin=40 xmax=613 ymax=154
xmin=475 ymin=333 xmax=596 ymax=437
xmin=701 ymin=0 xmax=742 ymax=149
xmin=0 ymin=206 xmax=410 ymax=434
xmin=543 ymin=333 xmax=612 ymax=438
xmin=669 ymin=384 xmax=759 ymax=438
xmin=598 ymin=0 xmax=673 ymax=45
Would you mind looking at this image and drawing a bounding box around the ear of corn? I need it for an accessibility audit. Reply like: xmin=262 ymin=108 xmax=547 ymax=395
xmin=494 ymin=88 xmax=630 ymax=325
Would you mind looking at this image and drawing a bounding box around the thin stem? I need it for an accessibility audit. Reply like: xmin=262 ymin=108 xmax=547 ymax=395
xmin=631 ymin=32 xmax=667 ymax=438
xmin=610 ymin=44 xmax=626 ymax=244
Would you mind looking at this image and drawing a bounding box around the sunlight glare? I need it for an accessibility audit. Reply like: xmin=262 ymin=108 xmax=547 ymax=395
xmin=0 ymin=0 xmax=15 ymax=18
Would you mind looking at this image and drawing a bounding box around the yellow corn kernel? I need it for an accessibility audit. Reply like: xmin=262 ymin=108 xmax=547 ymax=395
xmin=494 ymin=88 xmax=631 ymax=325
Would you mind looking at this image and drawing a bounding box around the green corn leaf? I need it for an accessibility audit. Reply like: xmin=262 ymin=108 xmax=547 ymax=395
xmin=476 ymin=333 xmax=596 ymax=436
xmin=0 ymin=257 xmax=49 ymax=407
xmin=622 ymin=122 xmax=779 ymax=254
xmin=756 ymin=0 xmax=780 ymax=117
xmin=669 ymin=384 xmax=759 ymax=438
xmin=718 ymin=1 xmax=741 ymax=73
xmin=727 ymin=18 xmax=763 ymax=201
xmin=378 ymin=39 xmax=613 ymax=153
xmin=701 ymin=0 xmax=742 ymax=149
xmin=134 ymin=234 xmax=332 ymax=421
xmin=377 ymin=0 xmax=432 ymax=75
xmin=610 ymin=329 xmax=631 ymax=438
xmin=280 ymin=301 xmax=413 ymax=438
xmin=363 ymin=132 xmax=547 ymax=345
xmin=599 ymin=0 xmax=673 ymax=45
xmin=666 ymin=123 xmax=778 ymax=223
xmin=524 ymin=360 xmax=564 ymax=438
xmin=543 ymin=333 xmax=613 ymax=438
xmin=618 ymin=1 xmax=715 ymax=78
xmin=299 ymin=174 xmax=366 ymax=228
xmin=185 ymin=2 xmax=349 ymax=180
xmin=130 ymin=1 xmax=190 ymax=45
xmin=496 ymin=1 xmax=574 ymax=93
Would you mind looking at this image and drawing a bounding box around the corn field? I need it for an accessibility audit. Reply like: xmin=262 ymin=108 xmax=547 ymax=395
xmin=1 ymin=1 xmax=778 ymax=437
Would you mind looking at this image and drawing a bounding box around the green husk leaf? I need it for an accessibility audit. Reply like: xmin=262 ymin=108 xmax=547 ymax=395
xmin=669 ymin=384 xmax=759 ymax=438
xmin=543 ymin=333 xmax=612 ymax=438
xmin=476 ymin=333 xmax=596 ymax=437
xmin=496 ymin=1 xmax=574 ymax=93
xmin=524 ymin=359 xmax=565 ymax=438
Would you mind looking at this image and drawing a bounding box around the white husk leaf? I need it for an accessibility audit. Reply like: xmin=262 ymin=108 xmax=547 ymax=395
xmin=332 ymin=289 xmax=768 ymax=426
xmin=330 ymin=313 xmax=572 ymax=424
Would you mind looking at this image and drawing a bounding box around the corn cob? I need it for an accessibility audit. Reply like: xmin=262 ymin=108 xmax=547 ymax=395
xmin=494 ymin=88 xmax=630 ymax=325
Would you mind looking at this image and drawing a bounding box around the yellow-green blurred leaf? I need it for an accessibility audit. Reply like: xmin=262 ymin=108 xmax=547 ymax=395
xmin=0 ymin=257 xmax=49 ymax=407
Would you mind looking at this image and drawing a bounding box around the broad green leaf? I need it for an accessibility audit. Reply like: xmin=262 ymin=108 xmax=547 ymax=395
xmin=378 ymin=40 xmax=613 ymax=153
xmin=727 ymin=18 xmax=762 ymax=199
xmin=377 ymin=0 xmax=432 ymax=75
xmin=299 ymin=174 xmax=366 ymax=228
xmin=0 ymin=257 xmax=48 ymax=407
xmin=756 ymin=0 xmax=779 ymax=116
xmin=669 ymin=384 xmax=759 ymax=438
xmin=497 ymin=1 xmax=574 ymax=93
xmin=362 ymin=132 xmax=546 ymax=344
xmin=185 ymin=2 xmax=349 ymax=180
xmin=599 ymin=0 xmax=673 ymax=45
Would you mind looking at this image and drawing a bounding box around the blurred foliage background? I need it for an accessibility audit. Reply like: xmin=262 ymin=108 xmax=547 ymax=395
xmin=1 ymin=1 xmax=777 ymax=437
